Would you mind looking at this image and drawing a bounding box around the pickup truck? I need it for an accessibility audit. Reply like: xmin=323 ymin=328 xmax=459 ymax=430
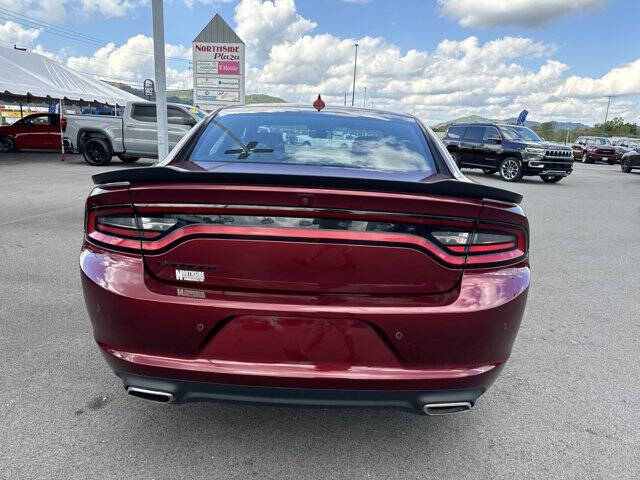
xmin=64 ymin=101 xmax=206 ymax=165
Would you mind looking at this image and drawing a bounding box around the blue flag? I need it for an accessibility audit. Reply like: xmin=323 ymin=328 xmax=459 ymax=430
xmin=516 ymin=109 xmax=528 ymax=125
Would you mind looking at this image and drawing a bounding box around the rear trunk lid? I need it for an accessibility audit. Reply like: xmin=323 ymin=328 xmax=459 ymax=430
xmin=128 ymin=183 xmax=483 ymax=294
xmin=93 ymin=166 xmax=523 ymax=295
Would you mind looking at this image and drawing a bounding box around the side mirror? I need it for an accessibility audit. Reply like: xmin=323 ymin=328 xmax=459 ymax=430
xmin=185 ymin=117 xmax=197 ymax=127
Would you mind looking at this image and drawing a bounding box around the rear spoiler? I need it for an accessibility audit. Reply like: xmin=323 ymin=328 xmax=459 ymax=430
xmin=92 ymin=166 xmax=523 ymax=204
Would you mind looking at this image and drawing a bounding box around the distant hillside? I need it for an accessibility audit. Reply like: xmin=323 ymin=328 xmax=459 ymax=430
xmin=245 ymin=94 xmax=286 ymax=104
xmin=433 ymin=115 xmax=589 ymax=132
xmin=103 ymin=82 xmax=285 ymax=106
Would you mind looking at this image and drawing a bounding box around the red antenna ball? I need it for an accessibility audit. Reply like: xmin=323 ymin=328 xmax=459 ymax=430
xmin=313 ymin=95 xmax=325 ymax=111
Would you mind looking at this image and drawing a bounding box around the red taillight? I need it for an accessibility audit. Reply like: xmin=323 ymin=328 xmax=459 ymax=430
xmin=86 ymin=205 xmax=527 ymax=267
xmin=86 ymin=208 xmax=180 ymax=251
xmin=431 ymin=225 xmax=526 ymax=268
xmin=86 ymin=208 xmax=142 ymax=252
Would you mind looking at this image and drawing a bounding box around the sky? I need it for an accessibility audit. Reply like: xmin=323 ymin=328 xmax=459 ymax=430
xmin=1 ymin=0 xmax=639 ymax=125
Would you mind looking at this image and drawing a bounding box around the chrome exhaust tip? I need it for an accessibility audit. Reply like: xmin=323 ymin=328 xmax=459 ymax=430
xmin=422 ymin=401 xmax=472 ymax=415
xmin=126 ymin=386 xmax=174 ymax=403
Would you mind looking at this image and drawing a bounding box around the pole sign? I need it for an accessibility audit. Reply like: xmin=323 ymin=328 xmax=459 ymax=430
xmin=192 ymin=42 xmax=245 ymax=110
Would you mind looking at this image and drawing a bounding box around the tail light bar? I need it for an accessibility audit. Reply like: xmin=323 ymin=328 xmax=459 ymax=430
xmin=86 ymin=206 xmax=527 ymax=268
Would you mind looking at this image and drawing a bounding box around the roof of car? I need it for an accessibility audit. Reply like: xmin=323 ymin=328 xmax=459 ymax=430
xmin=215 ymin=103 xmax=416 ymax=120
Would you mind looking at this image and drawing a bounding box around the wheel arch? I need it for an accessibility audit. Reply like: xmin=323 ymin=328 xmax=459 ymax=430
xmin=78 ymin=129 xmax=113 ymax=154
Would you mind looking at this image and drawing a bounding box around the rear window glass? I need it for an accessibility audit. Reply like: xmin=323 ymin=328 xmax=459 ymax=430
xmin=182 ymin=110 xmax=436 ymax=174
xmin=463 ymin=126 xmax=485 ymax=141
xmin=446 ymin=126 xmax=466 ymax=139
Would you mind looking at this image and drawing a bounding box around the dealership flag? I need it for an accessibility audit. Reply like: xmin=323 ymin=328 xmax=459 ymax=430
xmin=516 ymin=109 xmax=529 ymax=125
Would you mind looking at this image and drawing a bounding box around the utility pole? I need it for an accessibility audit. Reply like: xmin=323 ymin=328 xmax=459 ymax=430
xmin=344 ymin=92 xmax=347 ymax=106
xmin=152 ymin=0 xmax=169 ymax=161
xmin=604 ymin=96 xmax=612 ymax=123
xmin=351 ymin=43 xmax=358 ymax=107
xmin=363 ymin=86 xmax=367 ymax=108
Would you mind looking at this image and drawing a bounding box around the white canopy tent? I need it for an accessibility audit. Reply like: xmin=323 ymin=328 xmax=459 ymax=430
xmin=0 ymin=46 xmax=140 ymax=106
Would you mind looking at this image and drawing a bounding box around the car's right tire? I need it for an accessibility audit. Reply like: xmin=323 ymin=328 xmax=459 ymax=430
xmin=540 ymin=175 xmax=563 ymax=183
xmin=621 ymin=162 xmax=631 ymax=173
xmin=499 ymin=156 xmax=523 ymax=182
xmin=0 ymin=136 xmax=15 ymax=153
xmin=117 ymin=154 xmax=140 ymax=163
xmin=83 ymin=138 xmax=112 ymax=166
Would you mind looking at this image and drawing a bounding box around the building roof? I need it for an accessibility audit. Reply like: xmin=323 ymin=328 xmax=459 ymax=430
xmin=193 ymin=14 xmax=244 ymax=44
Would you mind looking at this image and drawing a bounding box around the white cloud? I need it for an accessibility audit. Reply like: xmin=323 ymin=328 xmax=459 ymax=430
xmin=234 ymin=0 xmax=317 ymax=63
xmin=79 ymin=0 xmax=146 ymax=18
xmin=559 ymin=59 xmax=640 ymax=98
xmin=0 ymin=0 xmax=68 ymax=24
xmin=0 ymin=20 xmax=40 ymax=45
xmin=438 ymin=0 xmax=608 ymax=28
xmin=66 ymin=34 xmax=192 ymax=88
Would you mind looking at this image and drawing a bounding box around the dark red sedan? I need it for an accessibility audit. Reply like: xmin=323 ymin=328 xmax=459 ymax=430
xmin=81 ymin=105 xmax=530 ymax=415
xmin=0 ymin=113 xmax=66 ymax=152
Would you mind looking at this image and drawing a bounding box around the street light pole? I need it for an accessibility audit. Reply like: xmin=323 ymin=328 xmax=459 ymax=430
xmin=152 ymin=0 xmax=169 ymax=161
xmin=604 ymin=96 xmax=612 ymax=123
xmin=363 ymin=86 xmax=367 ymax=108
xmin=351 ymin=43 xmax=358 ymax=107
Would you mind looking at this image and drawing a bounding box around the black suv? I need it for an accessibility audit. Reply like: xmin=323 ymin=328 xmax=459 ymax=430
xmin=443 ymin=123 xmax=573 ymax=182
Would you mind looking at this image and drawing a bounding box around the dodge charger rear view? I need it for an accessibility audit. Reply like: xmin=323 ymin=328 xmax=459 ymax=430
xmin=80 ymin=105 xmax=530 ymax=415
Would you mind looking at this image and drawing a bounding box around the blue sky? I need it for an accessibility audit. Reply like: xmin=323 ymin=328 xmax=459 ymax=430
xmin=1 ymin=0 xmax=639 ymax=124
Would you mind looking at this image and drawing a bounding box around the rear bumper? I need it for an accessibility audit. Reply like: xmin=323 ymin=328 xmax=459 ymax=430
xmin=119 ymin=373 xmax=485 ymax=414
xmin=81 ymin=244 xmax=529 ymax=402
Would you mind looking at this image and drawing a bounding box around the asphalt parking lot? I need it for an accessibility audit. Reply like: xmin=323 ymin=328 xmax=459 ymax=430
xmin=1 ymin=151 xmax=639 ymax=479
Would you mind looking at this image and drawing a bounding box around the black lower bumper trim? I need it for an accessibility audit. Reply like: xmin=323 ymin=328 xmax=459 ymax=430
xmin=119 ymin=373 xmax=485 ymax=415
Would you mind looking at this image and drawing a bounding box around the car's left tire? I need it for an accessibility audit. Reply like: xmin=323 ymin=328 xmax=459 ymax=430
xmin=607 ymin=159 xmax=615 ymax=165
xmin=621 ymin=162 xmax=632 ymax=173
xmin=499 ymin=157 xmax=523 ymax=182
xmin=540 ymin=175 xmax=563 ymax=183
xmin=0 ymin=136 xmax=15 ymax=153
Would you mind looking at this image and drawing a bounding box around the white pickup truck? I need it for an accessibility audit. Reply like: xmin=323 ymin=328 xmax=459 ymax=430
xmin=65 ymin=101 xmax=206 ymax=165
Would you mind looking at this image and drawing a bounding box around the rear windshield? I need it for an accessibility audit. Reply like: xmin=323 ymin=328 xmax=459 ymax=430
xmin=184 ymin=110 xmax=436 ymax=174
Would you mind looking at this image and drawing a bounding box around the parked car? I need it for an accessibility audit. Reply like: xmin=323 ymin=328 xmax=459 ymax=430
xmin=572 ymin=136 xmax=616 ymax=164
xmin=443 ymin=123 xmax=573 ymax=182
xmin=81 ymin=105 xmax=530 ymax=415
xmin=65 ymin=101 xmax=206 ymax=166
xmin=0 ymin=113 xmax=66 ymax=152
xmin=621 ymin=149 xmax=640 ymax=173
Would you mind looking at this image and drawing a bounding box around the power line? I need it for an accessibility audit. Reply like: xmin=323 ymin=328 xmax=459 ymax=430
xmin=0 ymin=7 xmax=192 ymax=63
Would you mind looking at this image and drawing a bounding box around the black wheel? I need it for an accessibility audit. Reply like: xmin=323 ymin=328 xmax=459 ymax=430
xmin=541 ymin=175 xmax=563 ymax=183
xmin=482 ymin=168 xmax=497 ymax=175
xmin=449 ymin=150 xmax=461 ymax=168
xmin=83 ymin=138 xmax=112 ymax=166
xmin=499 ymin=157 xmax=523 ymax=182
xmin=621 ymin=162 xmax=631 ymax=173
xmin=0 ymin=136 xmax=15 ymax=152
xmin=117 ymin=155 xmax=140 ymax=163
xmin=607 ymin=159 xmax=615 ymax=165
